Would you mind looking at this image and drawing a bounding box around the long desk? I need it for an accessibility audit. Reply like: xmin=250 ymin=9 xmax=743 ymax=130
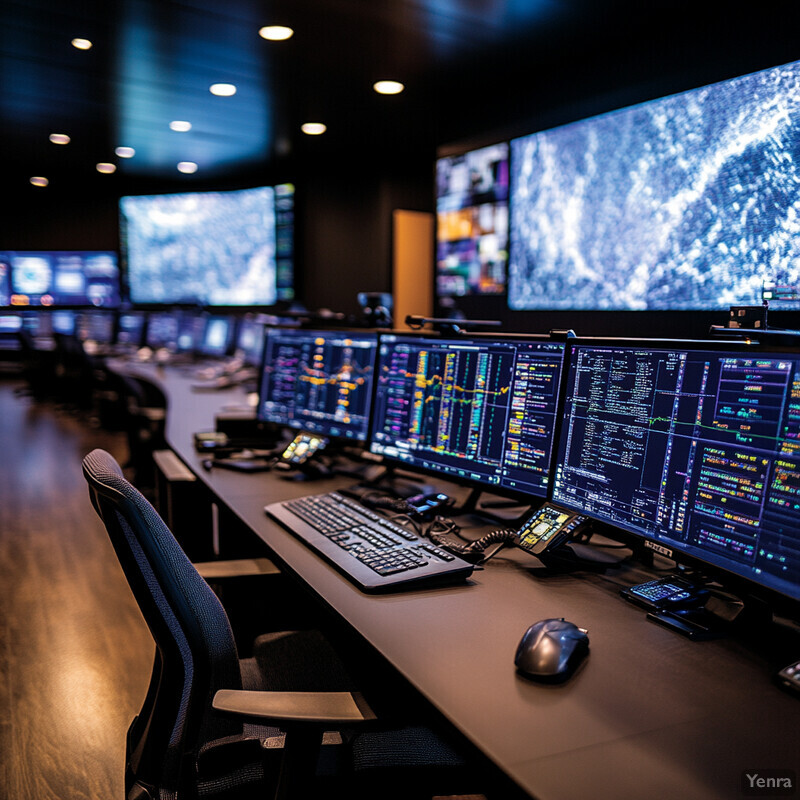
xmin=114 ymin=360 xmax=800 ymax=800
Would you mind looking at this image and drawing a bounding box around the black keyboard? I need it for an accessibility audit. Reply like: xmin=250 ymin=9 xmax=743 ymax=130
xmin=264 ymin=492 xmax=474 ymax=593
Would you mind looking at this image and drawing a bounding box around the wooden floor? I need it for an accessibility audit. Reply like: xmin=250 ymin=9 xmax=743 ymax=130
xmin=0 ymin=378 xmax=152 ymax=800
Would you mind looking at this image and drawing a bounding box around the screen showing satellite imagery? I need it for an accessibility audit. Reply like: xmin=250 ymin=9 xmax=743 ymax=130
xmin=509 ymin=59 xmax=800 ymax=310
xmin=121 ymin=185 xmax=294 ymax=306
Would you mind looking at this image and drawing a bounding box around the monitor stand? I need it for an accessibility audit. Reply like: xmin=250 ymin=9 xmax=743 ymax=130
xmin=455 ymin=486 xmax=532 ymax=526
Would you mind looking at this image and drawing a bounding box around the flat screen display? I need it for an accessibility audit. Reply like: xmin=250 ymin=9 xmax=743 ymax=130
xmin=120 ymin=184 xmax=294 ymax=306
xmin=236 ymin=317 xmax=267 ymax=365
xmin=0 ymin=251 xmax=120 ymax=308
xmin=145 ymin=311 xmax=181 ymax=349
xmin=257 ymin=329 xmax=378 ymax=442
xmin=76 ymin=310 xmax=116 ymax=343
xmin=509 ymin=59 xmax=800 ymax=310
xmin=552 ymin=341 xmax=800 ymax=602
xmin=369 ymin=334 xmax=565 ymax=498
xmin=116 ymin=312 xmax=146 ymax=346
xmin=198 ymin=316 xmax=233 ymax=357
xmin=436 ymin=142 xmax=509 ymax=297
xmin=0 ymin=314 xmax=22 ymax=333
xmin=51 ymin=310 xmax=76 ymax=335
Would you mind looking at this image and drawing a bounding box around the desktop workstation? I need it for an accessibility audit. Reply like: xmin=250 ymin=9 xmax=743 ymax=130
xmin=4 ymin=42 xmax=800 ymax=800
xmin=105 ymin=321 xmax=800 ymax=800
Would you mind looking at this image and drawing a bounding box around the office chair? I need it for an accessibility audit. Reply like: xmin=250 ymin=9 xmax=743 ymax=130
xmin=82 ymin=449 xmax=475 ymax=800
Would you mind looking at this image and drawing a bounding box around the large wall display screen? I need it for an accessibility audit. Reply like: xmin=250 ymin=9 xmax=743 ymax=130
xmin=121 ymin=184 xmax=294 ymax=306
xmin=436 ymin=142 xmax=509 ymax=297
xmin=509 ymin=60 xmax=800 ymax=310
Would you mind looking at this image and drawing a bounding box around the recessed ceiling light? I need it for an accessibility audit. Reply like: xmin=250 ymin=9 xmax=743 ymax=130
xmin=259 ymin=25 xmax=294 ymax=41
xmin=301 ymin=122 xmax=326 ymax=135
xmin=210 ymin=83 xmax=237 ymax=97
xmin=170 ymin=120 xmax=192 ymax=132
xmin=30 ymin=176 xmax=49 ymax=187
xmin=71 ymin=38 xmax=92 ymax=50
xmin=49 ymin=133 xmax=71 ymax=145
xmin=96 ymin=163 xmax=116 ymax=174
xmin=373 ymin=80 xmax=404 ymax=95
xmin=177 ymin=161 xmax=198 ymax=174
xmin=115 ymin=146 xmax=135 ymax=158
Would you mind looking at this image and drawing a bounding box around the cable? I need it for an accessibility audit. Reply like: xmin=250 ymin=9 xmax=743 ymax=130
xmin=427 ymin=524 xmax=517 ymax=564
xmin=469 ymin=528 xmax=517 ymax=553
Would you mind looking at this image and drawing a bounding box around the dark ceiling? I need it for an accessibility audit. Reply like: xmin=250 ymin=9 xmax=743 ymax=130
xmin=3 ymin=0 xmax=800 ymax=196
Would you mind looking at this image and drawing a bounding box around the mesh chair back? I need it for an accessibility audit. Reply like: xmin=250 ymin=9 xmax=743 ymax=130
xmin=82 ymin=448 xmax=242 ymax=797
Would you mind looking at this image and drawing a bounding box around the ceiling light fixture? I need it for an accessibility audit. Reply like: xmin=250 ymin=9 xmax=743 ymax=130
xmin=373 ymin=80 xmax=404 ymax=95
xmin=30 ymin=176 xmax=49 ymax=187
xmin=49 ymin=133 xmax=71 ymax=145
xmin=115 ymin=146 xmax=135 ymax=158
xmin=301 ymin=122 xmax=326 ymax=135
xmin=71 ymin=38 xmax=92 ymax=50
xmin=210 ymin=83 xmax=237 ymax=97
xmin=259 ymin=25 xmax=294 ymax=41
xmin=177 ymin=161 xmax=198 ymax=174
xmin=96 ymin=163 xmax=116 ymax=174
xmin=170 ymin=120 xmax=192 ymax=132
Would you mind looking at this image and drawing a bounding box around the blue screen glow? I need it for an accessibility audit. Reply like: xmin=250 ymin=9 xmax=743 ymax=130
xmin=509 ymin=59 xmax=800 ymax=310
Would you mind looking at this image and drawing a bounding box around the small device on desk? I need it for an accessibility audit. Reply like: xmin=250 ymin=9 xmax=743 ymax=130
xmin=515 ymin=502 xmax=590 ymax=556
xmin=275 ymin=433 xmax=327 ymax=468
xmin=621 ymin=575 xmax=709 ymax=610
xmin=777 ymin=659 xmax=800 ymax=696
xmin=405 ymin=491 xmax=453 ymax=520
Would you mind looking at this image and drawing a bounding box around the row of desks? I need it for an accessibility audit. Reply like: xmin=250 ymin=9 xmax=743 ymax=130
xmin=115 ymin=359 xmax=800 ymax=800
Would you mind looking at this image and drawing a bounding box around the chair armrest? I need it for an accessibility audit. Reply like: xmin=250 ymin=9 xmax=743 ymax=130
xmin=195 ymin=557 xmax=280 ymax=580
xmin=213 ymin=689 xmax=377 ymax=724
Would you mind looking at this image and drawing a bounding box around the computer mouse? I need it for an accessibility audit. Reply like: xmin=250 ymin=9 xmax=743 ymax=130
xmin=514 ymin=618 xmax=589 ymax=682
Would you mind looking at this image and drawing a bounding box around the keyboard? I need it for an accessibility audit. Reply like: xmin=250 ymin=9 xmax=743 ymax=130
xmin=264 ymin=491 xmax=475 ymax=593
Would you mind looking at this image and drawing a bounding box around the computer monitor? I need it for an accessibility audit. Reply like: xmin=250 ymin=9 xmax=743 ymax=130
xmin=552 ymin=340 xmax=800 ymax=605
xmin=51 ymin=310 xmax=76 ymax=335
xmin=436 ymin=142 xmax=509 ymax=297
xmin=508 ymin=58 xmax=800 ymax=310
xmin=175 ymin=313 xmax=207 ymax=353
xmin=235 ymin=317 xmax=267 ymax=365
xmin=369 ymin=333 xmax=566 ymax=498
xmin=0 ymin=251 xmax=120 ymax=308
xmin=0 ymin=313 xmax=22 ymax=333
xmin=120 ymin=184 xmax=295 ymax=306
xmin=76 ymin=310 xmax=116 ymax=343
xmin=145 ymin=311 xmax=181 ymax=349
xmin=198 ymin=316 xmax=233 ymax=358
xmin=257 ymin=328 xmax=378 ymax=442
xmin=116 ymin=311 xmax=147 ymax=347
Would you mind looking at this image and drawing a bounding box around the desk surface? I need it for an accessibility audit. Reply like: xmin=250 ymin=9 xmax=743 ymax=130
xmin=115 ymin=360 xmax=800 ymax=800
